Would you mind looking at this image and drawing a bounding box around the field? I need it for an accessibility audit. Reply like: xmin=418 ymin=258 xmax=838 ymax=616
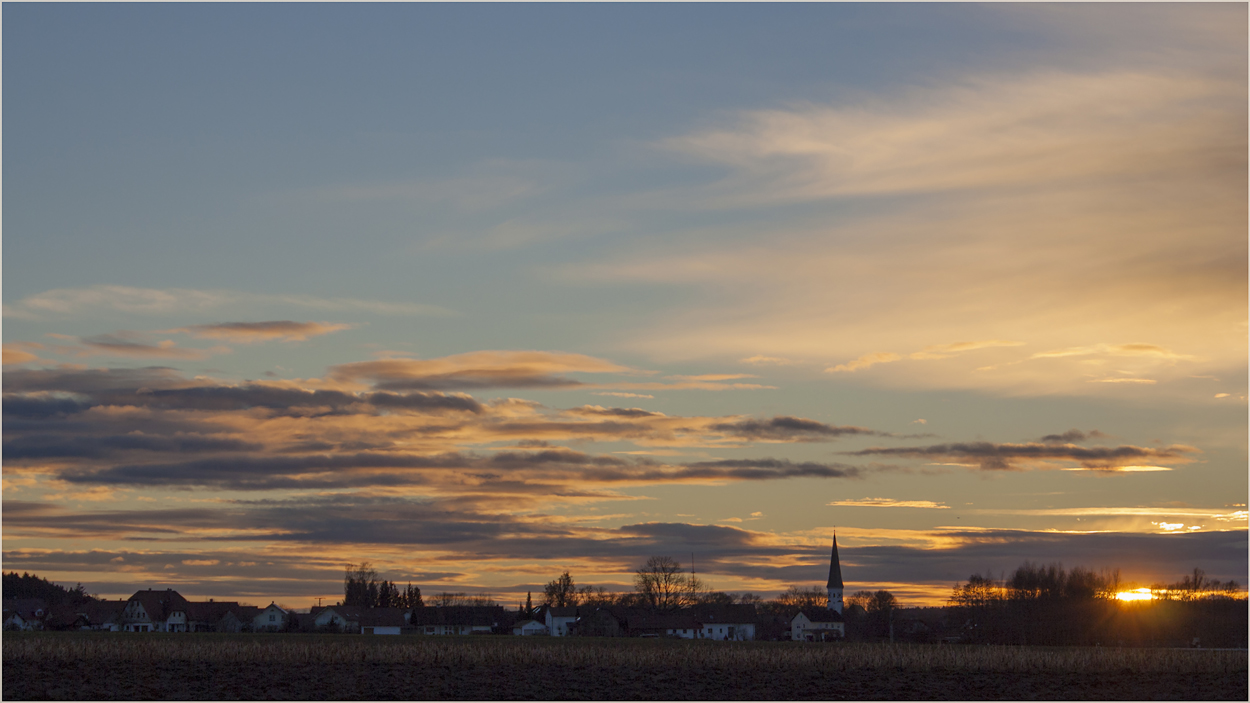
xmin=4 ymin=633 xmax=1247 ymax=700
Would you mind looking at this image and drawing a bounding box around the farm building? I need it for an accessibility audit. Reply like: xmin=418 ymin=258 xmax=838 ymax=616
xmin=512 ymin=618 xmax=547 ymax=635
xmin=3 ymin=599 xmax=47 ymax=631
xmin=122 ymin=589 xmax=191 ymax=632
xmin=408 ymin=605 xmax=506 ymax=635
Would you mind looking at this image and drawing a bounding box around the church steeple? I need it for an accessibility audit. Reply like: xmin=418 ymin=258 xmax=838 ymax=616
xmin=826 ymin=533 xmax=844 ymax=613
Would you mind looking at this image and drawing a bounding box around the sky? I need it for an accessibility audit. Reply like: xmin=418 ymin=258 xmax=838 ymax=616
xmin=3 ymin=3 xmax=1246 ymax=609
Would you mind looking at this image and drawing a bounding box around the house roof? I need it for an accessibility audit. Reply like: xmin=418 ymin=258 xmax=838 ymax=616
xmin=627 ymin=613 xmax=701 ymax=631
xmin=409 ymin=605 xmax=504 ymax=627
xmin=126 ymin=589 xmax=191 ymax=621
xmin=827 ymin=535 xmax=843 ymax=589
xmin=794 ymin=606 xmax=845 ymax=624
xmin=77 ymin=599 xmax=128 ymax=624
xmin=688 ymin=604 xmax=758 ymax=624
xmin=3 ymin=598 xmax=48 ymax=620
xmin=358 ymin=608 xmax=409 ymax=628
xmin=185 ymin=601 xmax=244 ymax=622
xmin=546 ymin=606 xmax=580 ymax=618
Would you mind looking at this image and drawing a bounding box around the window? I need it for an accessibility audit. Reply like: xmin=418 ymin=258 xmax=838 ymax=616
xmin=269 ymin=614 xmax=275 ymax=622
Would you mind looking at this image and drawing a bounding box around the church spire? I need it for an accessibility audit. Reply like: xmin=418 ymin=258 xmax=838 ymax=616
xmin=826 ymin=533 xmax=843 ymax=589
xmin=826 ymin=533 xmax=844 ymax=613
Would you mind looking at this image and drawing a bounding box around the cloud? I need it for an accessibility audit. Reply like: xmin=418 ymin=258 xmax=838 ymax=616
xmin=173 ymin=321 xmax=352 ymax=343
xmin=828 ymin=498 xmax=950 ymax=509
xmin=73 ymin=333 xmax=229 ymax=360
xmin=2 ymin=344 xmax=43 ymax=366
xmin=908 ymin=340 xmax=1025 ymax=360
xmin=592 ymin=392 xmax=655 ymax=399
xmin=825 ymin=352 xmax=901 ymax=374
xmin=661 ymin=69 xmax=1241 ymax=204
xmin=740 ymin=355 xmax=791 ymax=365
xmin=847 ymin=441 xmax=1199 ymax=472
xmin=1039 ymin=429 xmax=1108 ymax=444
xmin=565 ymin=52 xmax=1245 ymax=397
xmin=709 ymin=416 xmax=888 ymax=442
xmin=3 ymin=285 xmax=452 ymax=320
xmin=328 ymin=351 xmax=633 ymax=391
xmin=1030 ymin=343 xmax=1197 ymax=361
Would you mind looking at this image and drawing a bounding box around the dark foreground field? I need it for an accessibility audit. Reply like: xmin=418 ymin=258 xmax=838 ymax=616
xmin=4 ymin=633 xmax=1247 ymax=700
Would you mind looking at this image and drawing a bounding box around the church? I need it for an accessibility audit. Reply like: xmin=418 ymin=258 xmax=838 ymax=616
xmin=789 ymin=535 xmax=847 ymax=641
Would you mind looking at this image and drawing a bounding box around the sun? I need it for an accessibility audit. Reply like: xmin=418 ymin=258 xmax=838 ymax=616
xmin=1114 ymin=588 xmax=1155 ymax=602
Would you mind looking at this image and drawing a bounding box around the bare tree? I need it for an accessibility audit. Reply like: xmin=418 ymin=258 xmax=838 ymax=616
xmin=544 ymin=571 xmax=578 ymax=607
xmin=634 ymin=556 xmax=693 ymax=609
xmin=776 ymin=585 xmax=827 ymax=608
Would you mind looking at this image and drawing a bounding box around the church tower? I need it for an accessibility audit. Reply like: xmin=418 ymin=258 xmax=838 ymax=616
xmin=826 ymin=534 xmax=844 ymax=613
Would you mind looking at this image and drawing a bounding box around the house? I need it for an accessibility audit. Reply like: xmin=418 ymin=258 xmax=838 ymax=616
xmin=313 ymin=605 xmax=367 ymax=632
xmin=541 ymin=605 xmax=581 ymax=637
xmin=791 ymin=606 xmax=845 ymax=641
xmin=575 ymin=606 xmax=631 ymax=637
xmin=408 ymin=605 xmax=506 ymax=635
xmin=512 ymin=618 xmax=548 ymax=636
xmin=73 ymin=599 xmax=128 ymax=631
xmin=185 ymin=600 xmax=249 ymax=633
xmin=689 ymin=604 xmax=758 ymax=641
xmin=123 ymin=589 xmax=191 ymax=632
xmin=253 ymin=602 xmax=288 ymax=632
xmin=3 ymin=599 xmax=48 ymax=631
xmin=359 ymin=608 xmax=410 ymax=635
xmin=627 ymin=611 xmax=702 ymax=639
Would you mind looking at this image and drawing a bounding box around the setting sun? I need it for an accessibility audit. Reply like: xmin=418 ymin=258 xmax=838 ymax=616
xmin=1115 ymin=588 xmax=1155 ymax=602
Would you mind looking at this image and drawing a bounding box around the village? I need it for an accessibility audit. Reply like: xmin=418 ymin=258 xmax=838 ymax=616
xmin=3 ymin=539 xmax=899 ymax=642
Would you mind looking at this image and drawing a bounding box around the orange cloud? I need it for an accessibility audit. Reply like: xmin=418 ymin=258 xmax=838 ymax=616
xmin=174 ymin=321 xmax=352 ymax=342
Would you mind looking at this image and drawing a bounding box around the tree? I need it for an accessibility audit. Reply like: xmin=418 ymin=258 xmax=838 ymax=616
xmin=403 ymin=583 xmax=423 ymax=609
xmin=525 ymin=592 xmax=533 ymax=616
xmin=846 ymin=590 xmax=874 ymax=612
xmin=544 ymin=571 xmax=578 ymax=607
xmin=577 ymin=586 xmax=616 ymax=607
xmin=634 ymin=556 xmax=694 ymax=609
xmin=377 ymin=580 xmax=399 ymax=608
xmin=776 ymin=585 xmax=827 ymax=608
xmin=344 ymin=562 xmax=380 ymax=608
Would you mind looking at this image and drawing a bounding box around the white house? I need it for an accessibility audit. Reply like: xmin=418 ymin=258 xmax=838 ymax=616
xmin=512 ymin=618 xmax=548 ymax=636
xmin=253 ymin=603 xmax=288 ymax=632
xmin=409 ymin=605 xmax=503 ymax=635
xmin=543 ymin=606 xmax=580 ymax=637
xmin=359 ymin=608 xmax=409 ymax=635
xmin=690 ymin=604 xmax=758 ymax=641
xmin=313 ymin=606 xmax=364 ymax=632
xmin=123 ymin=589 xmax=190 ymax=632
xmin=791 ymin=607 xmax=845 ymax=641
xmin=2 ymin=599 xmax=46 ymax=631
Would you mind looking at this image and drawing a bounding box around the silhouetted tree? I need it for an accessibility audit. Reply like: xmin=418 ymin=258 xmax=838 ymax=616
xmin=634 ymin=556 xmax=696 ymax=609
xmin=344 ymin=562 xmax=380 ymax=607
xmin=544 ymin=571 xmax=577 ymax=607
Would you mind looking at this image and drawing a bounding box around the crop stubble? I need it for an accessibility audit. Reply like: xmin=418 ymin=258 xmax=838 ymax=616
xmin=4 ymin=634 xmax=1246 ymax=700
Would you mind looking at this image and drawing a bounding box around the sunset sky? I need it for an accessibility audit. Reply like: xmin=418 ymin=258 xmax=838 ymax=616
xmin=4 ymin=3 xmax=1246 ymax=608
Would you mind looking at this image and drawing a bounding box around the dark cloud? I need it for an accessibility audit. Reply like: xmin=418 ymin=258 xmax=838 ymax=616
xmin=710 ymin=416 xmax=888 ymax=442
xmin=7 ymin=498 xmax=1242 ymax=598
xmin=3 ymin=367 xmax=188 ymax=394
xmin=373 ymin=375 xmax=584 ymax=391
xmin=847 ymin=441 xmax=1197 ymax=471
xmin=570 ymin=406 xmax=666 ymax=418
xmin=77 ymin=334 xmax=216 ymax=360
xmin=4 ymin=433 xmax=261 ymax=460
xmin=1039 ymin=429 xmax=1109 ymax=444
xmin=680 ymin=458 xmax=862 ymax=480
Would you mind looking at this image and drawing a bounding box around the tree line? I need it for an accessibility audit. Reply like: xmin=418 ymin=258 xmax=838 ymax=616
xmin=947 ymin=562 xmax=1246 ymax=647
